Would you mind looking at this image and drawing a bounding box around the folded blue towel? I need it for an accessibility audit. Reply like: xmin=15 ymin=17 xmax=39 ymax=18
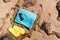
xmin=14 ymin=8 xmax=37 ymax=29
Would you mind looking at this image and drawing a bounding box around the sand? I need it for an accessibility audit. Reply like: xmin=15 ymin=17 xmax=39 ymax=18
xmin=0 ymin=0 xmax=60 ymax=40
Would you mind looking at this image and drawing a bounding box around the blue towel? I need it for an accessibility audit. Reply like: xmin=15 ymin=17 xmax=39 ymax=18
xmin=14 ymin=8 xmax=37 ymax=29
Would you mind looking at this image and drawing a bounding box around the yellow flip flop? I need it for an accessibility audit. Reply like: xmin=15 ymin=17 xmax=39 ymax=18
xmin=8 ymin=27 xmax=20 ymax=37
xmin=13 ymin=26 xmax=25 ymax=35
